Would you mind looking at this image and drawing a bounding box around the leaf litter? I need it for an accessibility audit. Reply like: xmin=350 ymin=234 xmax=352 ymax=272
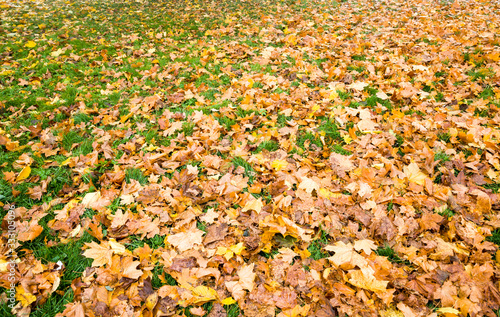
xmin=0 ymin=0 xmax=500 ymax=316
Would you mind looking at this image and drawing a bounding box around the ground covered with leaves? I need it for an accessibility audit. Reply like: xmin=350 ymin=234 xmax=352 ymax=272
xmin=1 ymin=0 xmax=500 ymax=316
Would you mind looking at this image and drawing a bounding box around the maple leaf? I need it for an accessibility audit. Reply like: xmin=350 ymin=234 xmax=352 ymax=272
xmin=225 ymin=280 xmax=245 ymax=301
xmin=298 ymin=177 xmax=319 ymax=194
xmin=200 ymin=208 xmax=219 ymax=224
xmin=241 ymin=197 xmax=264 ymax=214
xmin=271 ymin=159 xmax=288 ymax=171
xmin=348 ymin=81 xmax=368 ymax=91
xmin=348 ymin=270 xmax=388 ymax=293
xmin=238 ymin=263 xmax=256 ymax=291
xmin=82 ymin=241 xmax=112 ymax=267
xmin=353 ymin=239 xmax=377 ymax=255
xmin=403 ymin=162 xmax=427 ymax=186
xmin=167 ymin=228 xmax=204 ymax=252
xmin=16 ymin=285 xmax=37 ymax=307
xmin=17 ymin=222 xmax=43 ymax=242
xmin=325 ymin=241 xmax=374 ymax=276
xmin=191 ymin=285 xmax=219 ymax=304
xmin=328 ymin=152 xmax=355 ymax=177
xmin=81 ymin=191 xmax=101 ymax=208
xmin=121 ymin=257 xmax=143 ymax=279
xmin=25 ymin=40 xmax=36 ymax=48
xmin=28 ymin=185 xmax=43 ymax=200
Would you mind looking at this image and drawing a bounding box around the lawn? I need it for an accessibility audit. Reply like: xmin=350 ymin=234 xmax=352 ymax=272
xmin=1 ymin=0 xmax=500 ymax=316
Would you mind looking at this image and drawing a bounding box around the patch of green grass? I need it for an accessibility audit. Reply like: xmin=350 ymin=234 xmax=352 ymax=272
xmin=73 ymin=112 xmax=92 ymax=124
xmin=434 ymin=151 xmax=450 ymax=162
xmin=437 ymin=132 xmax=451 ymax=143
xmin=18 ymin=230 xmax=96 ymax=317
xmin=30 ymin=289 xmax=74 ymax=317
xmin=224 ymin=303 xmax=241 ymax=317
xmin=482 ymin=183 xmax=500 ymax=194
xmin=125 ymin=168 xmax=147 ymax=185
xmin=487 ymin=229 xmax=500 ymax=246
xmin=296 ymin=131 xmax=322 ymax=152
xmin=437 ymin=208 xmax=455 ymax=218
xmin=181 ymin=121 xmax=196 ymax=136
xmin=259 ymin=248 xmax=280 ymax=259
xmin=387 ymin=201 xmax=394 ymax=211
xmin=307 ymin=229 xmax=331 ymax=260
xmin=352 ymin=54 xmax=366 ymax=61
xmin=331 ymin=144 xmax=351 ymax=155
xmin=183 ymin=302 xmax=214 ymax=317
xmin=467 ymin=68 xmax=494 ymax=81
xmin=61 ymin=130 xmax=85 ymax=151
xmin=254 ymin=140 xmax=279 ymax=153
xmin=151 ymin=263 xmax=178 ymax=288
xmin=318 ymin=118 xmax=342 ymax=142
xmin=73 ymin=139 xmax=94 ymax=156
xmin=375 ymin=244 xmax=411 ymax=265
xmin=232 ymin=157 xmax=255 ymax=183
xmin=197 ymin=220 xmax=208 ymax=232
xmin=126 ymin=234 xmax=165 ymax=251
xmin=479 ymin=86 xmax=494 ymax=99
xmin=0 ymin=302 xmax=15 ymax=317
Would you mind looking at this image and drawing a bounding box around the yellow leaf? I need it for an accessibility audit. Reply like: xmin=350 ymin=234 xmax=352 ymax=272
xmin=16 ymin=166 xmax=31 ymax=182
xmin=0 ymin=259 xmax=9 ymax=272
xmin=0 ymin=69 xmax=15 ymax=76
xmin=343 ymin=134 xmax=352 ymax=144
xmin=120 ymin=112 xmax=133 ymax=123
xmin=61 ymin=157 xmax=72 ymax=166
xmin=241 ymin=197 xmax=263 ymax=214
xmin=229 ymin=242 xmax=245 ymax=255
xmin=25 ymin=41 xmax=36 ymax=48
xmin=380 ymin=308 xmax=405 ymax=317
xmin=216 ymin=246 xmax=234 ymax=260
xmin=192 ymin=285 xmax=218 ymax=304
xmin=221 ymin=297 xmax=236 ymax=305
xmin=271 ymin=159 xmax=288 ymax=171
xmin=16 ymin=286 xmax=36 ymax=307
xmin=328 ymin=91 xmax=339 ymax=100
xmin=436 ymin=307 xmax=460 ymax=316
xmin=145 ymin=292 xmax=158 ymax=310
xmin=403 ymin=162 xmax=426 ymax=186
xmin=348 ymin=270 xmax=388 ymax=293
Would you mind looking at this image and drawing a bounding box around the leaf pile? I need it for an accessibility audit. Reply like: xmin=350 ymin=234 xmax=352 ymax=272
xmin=1 ymin=0 xmax=500 ymax=316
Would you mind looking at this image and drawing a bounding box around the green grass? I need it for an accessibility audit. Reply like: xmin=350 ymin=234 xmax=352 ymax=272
xmin=254 ymin=140 xmax=279 ymax=153
xmin=487 ymin=229 xmax=500 ymax=246
xmin=434 ymin=151 xmax=450 ymax=162
xmin=375 ymin=245 xmax=411 ymax=265
xmin=61 ymin=130 xmax=85 ymax=152
xmin=232 ymin=157 xmax=256 ymax=183
xmin=307 ymin=229 xmax=331 ymax=260
xmin=482 ymin=183 xmax=500 ymax=194
xmin=437 ymin=208 xmax=455 ymax=218
xmin=437 ymin=132 xmax=451 ymax=143
xmin=296 ymin=131 xmax=322 ymax=152
xmin=125 ymin=234 xmax=165 ymax=251
xmin=125 ymin=168 xmax=147 ymax=185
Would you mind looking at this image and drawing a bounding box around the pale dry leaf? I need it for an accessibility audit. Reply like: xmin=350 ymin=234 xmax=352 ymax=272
xmin=298 ymin=177 xmax=319 ymax=195
xmin=353 ymin=239 xmax=378 ymax=255
xmin=241 ymin=197 xmax=263 ymax=214
xmin=167 ymin=228 xmax=205 ymax=252
xmin=82 ymin=242 xmax=111 ymax=267
xmin=238 ymin=263 xmax=256 ymax=292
